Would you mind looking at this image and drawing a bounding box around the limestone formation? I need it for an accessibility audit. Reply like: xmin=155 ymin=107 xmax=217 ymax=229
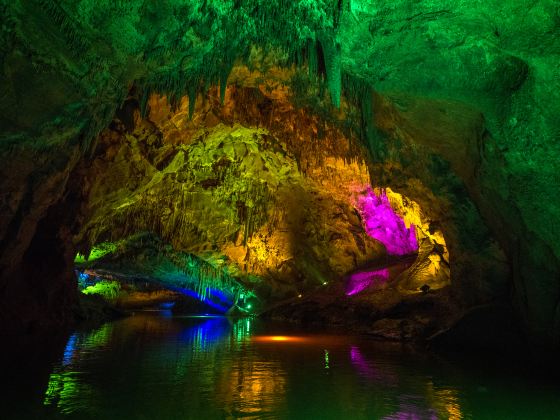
xmin=0 ymin=1 xmax=558 ymax=353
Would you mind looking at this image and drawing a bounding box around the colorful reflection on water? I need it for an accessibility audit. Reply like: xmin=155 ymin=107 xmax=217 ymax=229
xmin=3 ymin=313 xmax=559 ymax=419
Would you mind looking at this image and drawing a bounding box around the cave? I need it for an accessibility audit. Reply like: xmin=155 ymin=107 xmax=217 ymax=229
xmin=1 ymin=1 xmax=560 ymax=418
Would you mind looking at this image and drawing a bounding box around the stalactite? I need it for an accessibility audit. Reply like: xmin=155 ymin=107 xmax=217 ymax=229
xmin=37 ymin=0 xmax=91 ymax=55
xmin=187 ymin=83 xmax=197 ymax=119
xmin=307 ymin=39 xmax=319 ymax=80
xmin=166 ymin=250 xmax=241 ymax=303
xmin=219 ymin=65 xmax=231 ymax=105
xmin=318 ymin=33 xmax=341 ymax=108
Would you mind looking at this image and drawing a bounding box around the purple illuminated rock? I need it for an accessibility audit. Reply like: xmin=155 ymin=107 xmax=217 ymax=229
xmin=346 ymin=268 xmax=389 ymax=296
xmin=357 ymin=188 xmax=418 ymax=256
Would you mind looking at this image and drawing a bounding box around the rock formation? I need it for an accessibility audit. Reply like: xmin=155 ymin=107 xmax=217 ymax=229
xmin=0 ymin=1 xmax=558 ymax=354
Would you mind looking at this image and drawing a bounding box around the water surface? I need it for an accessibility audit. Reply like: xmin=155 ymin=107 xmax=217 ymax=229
xmin=4 ymin=312 xmax=560 ymax=419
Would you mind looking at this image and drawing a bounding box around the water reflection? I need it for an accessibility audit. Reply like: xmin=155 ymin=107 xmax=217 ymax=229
xmin=178 ymin=317 xmax=230 ymax=351
xmin=43 ymin=314 xmax=284 ymax=417
xmin=11 ymin=313 xmax=555 ymax=419
xmin=44 ymin=322 xmax=115 ymax=413
xmin=427 ymin=386 xmax=464 ymax=420
xmin=217 ymin=359 xmax=287 ymax=418
xmin=44 ymin=371 xmax=96 ymax=415
xmin=382 ymin=387 xmax=465 ymax=420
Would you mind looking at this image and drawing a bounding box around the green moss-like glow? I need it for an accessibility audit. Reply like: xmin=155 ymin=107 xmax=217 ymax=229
xmin=74 ymin=242 xmax=117 ymax=263
xmin=81 ymin=280 xmax=121 ymax=301
xmin=76 ymin=233 xmax=257 ymax=311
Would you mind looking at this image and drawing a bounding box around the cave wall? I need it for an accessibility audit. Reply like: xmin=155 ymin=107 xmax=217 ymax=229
xmin=340 ymin=0 xmax=560 ymax=348
xmin=365 ymin=94 xmax=508 ymax=307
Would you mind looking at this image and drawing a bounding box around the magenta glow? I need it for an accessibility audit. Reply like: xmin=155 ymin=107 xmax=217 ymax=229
xmin=346 ymin=268 xmax=390 ymax=296
xmin=357 ymin=188 xmax=418 ymax=256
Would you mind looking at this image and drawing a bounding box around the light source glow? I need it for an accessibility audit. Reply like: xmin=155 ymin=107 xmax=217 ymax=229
xmin=357 ymin=188 xmax=418 ymax=256
xmin=252 ymin=336 xmax=309 ymax=343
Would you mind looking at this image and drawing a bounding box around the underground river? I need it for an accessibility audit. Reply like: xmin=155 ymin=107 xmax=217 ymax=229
xmin=3 ymin=312 xmax=560 ymax=419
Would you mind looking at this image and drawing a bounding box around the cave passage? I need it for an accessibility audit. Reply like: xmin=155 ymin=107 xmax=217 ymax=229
xmin=1 ymin=0 xmax=560 ymax=418
xmin=74 ymin=183 xmax=449 ymax=316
